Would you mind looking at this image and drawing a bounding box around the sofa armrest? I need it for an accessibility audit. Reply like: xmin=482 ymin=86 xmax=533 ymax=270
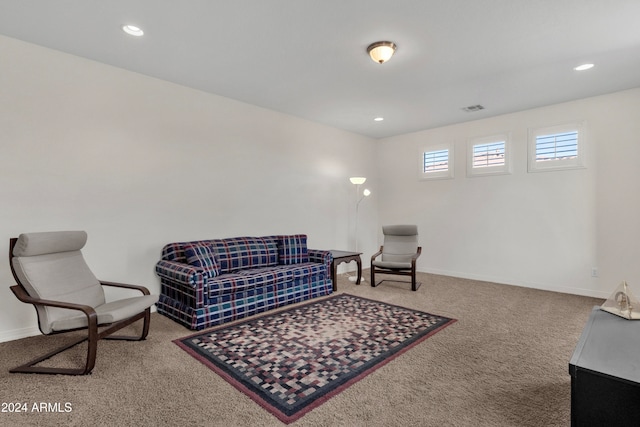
xmin=155 ymin=260 xmax=204 ymax=288
xmin=308 ymin=249 xmax=332 ymax=270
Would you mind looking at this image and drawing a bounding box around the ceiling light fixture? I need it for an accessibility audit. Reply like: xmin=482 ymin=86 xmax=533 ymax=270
xmin=574 ymin=63 xmax=594 ymax=71
xmin=374 ymin=117 xmax=384 ymax=122
xmin=122 ymin=25 xmax=144 ymax=36
xmin=462 ymin=104 xmax=485 ymax=113
xmin=367 ymin=41 xmax=396 ymax=64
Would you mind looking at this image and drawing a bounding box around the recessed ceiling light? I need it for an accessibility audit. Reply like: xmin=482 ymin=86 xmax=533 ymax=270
xmin=461 ymin=104 xmax=485 ymax=113
xmin=374 ymin=117 xmax=384 ymax=122
xmin=122 ymin=25 xmax=144 ymax=36
xmin=574 ymin=63 xmax=594 ymax=71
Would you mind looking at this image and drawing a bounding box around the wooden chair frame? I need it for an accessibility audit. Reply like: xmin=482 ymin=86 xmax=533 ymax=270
xmin=370 ymin=246 xmax=422 ymax=291
xmin=8 ymin=237 xmax=152 ymax=375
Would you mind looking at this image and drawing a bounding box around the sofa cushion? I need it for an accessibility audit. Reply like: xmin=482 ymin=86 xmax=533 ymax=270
xmin=275 ymin=234 xmax=309 ymax=265
xmin=161 ymin=241 xmax=187 ymax=263
xmin=210 ymin=237 xmax=278 ymax=274
xmin=184 ymin=243 xmax=220 ymax=279
xmin=206 ymin=262 xmax=326 ymax=298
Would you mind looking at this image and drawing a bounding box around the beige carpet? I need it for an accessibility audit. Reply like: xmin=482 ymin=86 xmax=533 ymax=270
xmin=0 ymin=272 xmax=602 ymax=427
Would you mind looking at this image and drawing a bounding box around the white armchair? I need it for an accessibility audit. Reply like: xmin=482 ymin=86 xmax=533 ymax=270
xmin=370 ymin=225 xmax=422 ymax=291
xmin=9 ymin=231 xmax=158 ymax=375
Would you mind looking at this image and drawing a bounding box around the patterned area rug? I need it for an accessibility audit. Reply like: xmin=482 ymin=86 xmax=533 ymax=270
xmin=175 ymin=293 xmax=455 ymax=424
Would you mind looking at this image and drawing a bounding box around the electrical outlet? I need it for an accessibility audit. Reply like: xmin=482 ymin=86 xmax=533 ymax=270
xmin=591 ymin=267 xmax=598 ymax=278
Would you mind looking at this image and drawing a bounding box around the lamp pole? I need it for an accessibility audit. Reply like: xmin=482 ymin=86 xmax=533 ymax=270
xmin=349 ymin=177 xmax=371 ymax=283
xmin=354 ymin=186 xmax=371 ymax=252
xmin=349 ymin=177 xmax=368 ymax=253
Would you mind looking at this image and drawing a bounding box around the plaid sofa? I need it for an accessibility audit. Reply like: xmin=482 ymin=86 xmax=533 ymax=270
xmin=155 ymin=234 xmax=333 ymax=330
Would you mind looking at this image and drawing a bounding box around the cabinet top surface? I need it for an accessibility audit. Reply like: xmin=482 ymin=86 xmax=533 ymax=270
xmin=570 ymin=306 xmax=640 ymax=383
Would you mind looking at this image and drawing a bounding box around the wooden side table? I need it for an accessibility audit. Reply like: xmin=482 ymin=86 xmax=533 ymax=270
xmin=329 ymin=250 xmax=362 ymax=290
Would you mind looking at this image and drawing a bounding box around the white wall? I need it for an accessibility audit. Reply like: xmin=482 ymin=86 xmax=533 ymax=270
xmin=0 ymin=36 xmax=379 ymax=342
xmin=376 ymin=88 xmax=640 ymax=298
xmin=3 ymin=33 xmax=638 ymax=343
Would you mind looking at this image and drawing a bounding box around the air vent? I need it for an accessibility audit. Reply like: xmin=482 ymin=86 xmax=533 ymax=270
xmin=462 ymin=104 xmax=485 ymax=112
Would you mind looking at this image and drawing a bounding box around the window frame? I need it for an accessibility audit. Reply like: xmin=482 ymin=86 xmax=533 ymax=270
xmin=466 ymin=133 xmax=511 ymax=177
xmin=528 ymin=121 xmax=586 ymax=173
xmin=419 ymin=142 xmax=454 ymax=181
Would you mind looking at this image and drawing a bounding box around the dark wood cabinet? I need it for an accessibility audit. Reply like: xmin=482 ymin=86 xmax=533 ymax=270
xmin=569 ymin=307 xmax=640 ymax=426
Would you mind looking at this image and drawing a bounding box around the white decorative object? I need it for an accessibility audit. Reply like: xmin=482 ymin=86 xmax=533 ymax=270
xmin=600 ymin=281 xmax=640 ymax=320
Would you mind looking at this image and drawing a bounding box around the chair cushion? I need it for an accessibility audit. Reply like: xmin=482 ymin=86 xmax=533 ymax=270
xmin=381 ymin=225 xmax=419 ymax=264
xmin=12 ymin=231 xmax=88 ymax=257
xmin=382 ymin=225 xmax=418 ymax=236
xmin=372 ymin=260 xmax=412 ymax=270
xmin=184 ymin=243 xmax=220 ymax=279
xmin=11 ymin=230 xmax=156 ymax=335
xmin=12 ymin=250 xmax=106 ymax=334
xmin=50 ymin=294 xmax=159 ymax=332
xmin=12 ymin=251 xmax=105 ymax=301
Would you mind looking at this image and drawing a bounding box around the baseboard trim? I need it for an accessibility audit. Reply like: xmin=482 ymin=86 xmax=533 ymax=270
xmin=0 ymin=325 xmax=41 ymax=344
xmin=420 ymin=268 xmax=609 ymax=299
xmin=0 ymin=306 xmax=158 ymax=344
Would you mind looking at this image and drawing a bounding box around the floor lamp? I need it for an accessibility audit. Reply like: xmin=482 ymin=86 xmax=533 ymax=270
xmin=349 ymin=177 xmax=371 ymax=282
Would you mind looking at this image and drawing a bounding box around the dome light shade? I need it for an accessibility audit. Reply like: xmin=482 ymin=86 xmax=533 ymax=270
xmin=350 ymin=177 xmax=367 ymax=185
xmin=367 ymin=41 xmax=396 ymax=64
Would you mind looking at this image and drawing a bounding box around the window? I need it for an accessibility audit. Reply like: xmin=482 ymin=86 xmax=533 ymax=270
xmin=467 ymin=133 xmax=511 ymax=177
xmin=419 ymin=143 xmax=454 ymax=180
xmin=424 ymin=149 xmax=449 ymax=172
xmin=535 ymin=131 xmax=577 ymax=161
xmin=528 ymin=122 xmax=585 ymax=172
xmin=473 ymin=142 xmax=505 ymax=167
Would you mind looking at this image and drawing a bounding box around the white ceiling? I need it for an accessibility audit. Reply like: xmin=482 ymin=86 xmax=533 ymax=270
xmin=2 ymin=0 xmax=640 ymax=139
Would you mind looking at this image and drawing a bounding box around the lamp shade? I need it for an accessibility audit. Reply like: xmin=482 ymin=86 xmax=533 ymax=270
xmin=367 ymin=41 xmax=396 ymax=64
xmin=350 ymin=177 xmax=367 ymax=185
